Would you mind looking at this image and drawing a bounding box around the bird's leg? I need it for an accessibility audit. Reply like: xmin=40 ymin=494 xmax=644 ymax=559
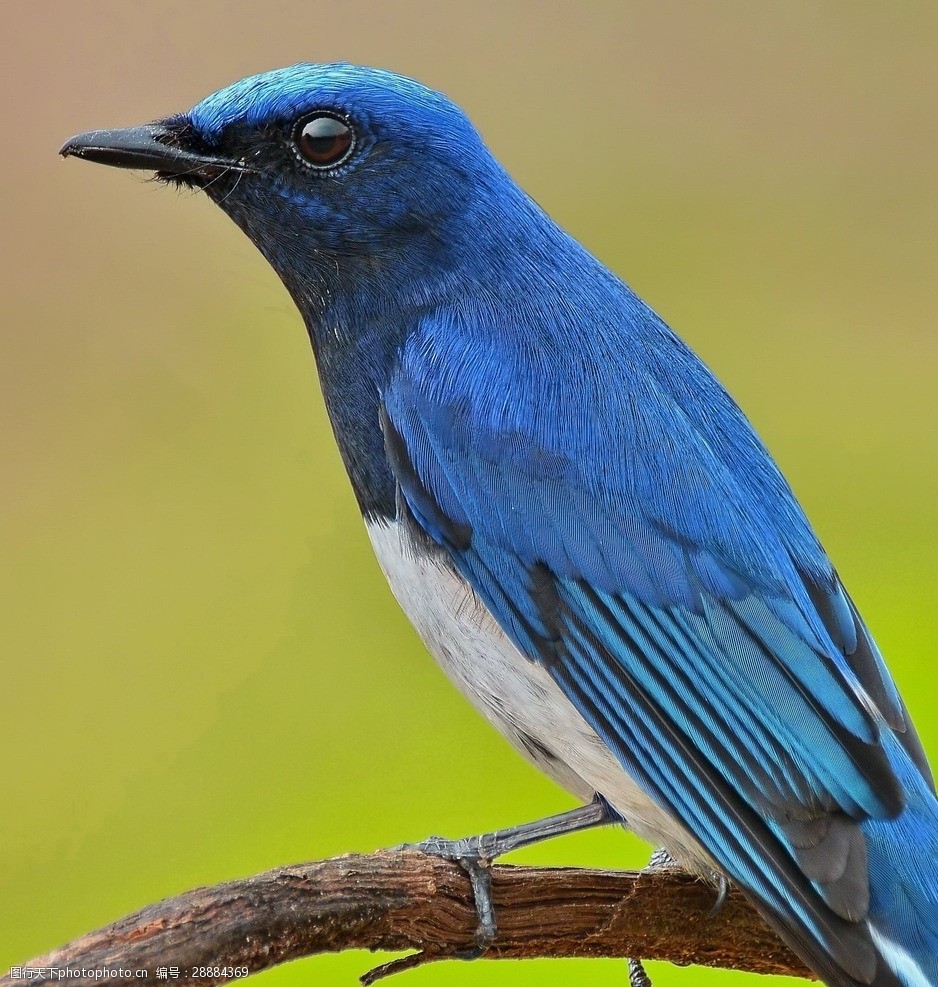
xmin=402 ymin=794 xmax=617 ymax=958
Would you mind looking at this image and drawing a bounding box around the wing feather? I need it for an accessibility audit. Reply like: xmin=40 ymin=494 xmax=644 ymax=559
xmin=379 ymin=316 xmax=921 ymax=985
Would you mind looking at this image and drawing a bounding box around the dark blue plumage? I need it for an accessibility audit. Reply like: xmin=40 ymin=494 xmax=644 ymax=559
xmin=62 ymin=63 xmax=938 ymax=986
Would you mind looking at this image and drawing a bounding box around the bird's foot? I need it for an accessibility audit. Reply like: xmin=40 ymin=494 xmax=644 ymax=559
xmin=406 ymin=833 xmax=497 ymax=958
xmin=646 ymin=846 xmax=678 ymax=870
xmin=400 ymin=795 xmax=617 ymax=959
xmin=625 ymin=847 xmax=679 ymax=987
xmin=641 ymin=846 xmax=727 ymax=914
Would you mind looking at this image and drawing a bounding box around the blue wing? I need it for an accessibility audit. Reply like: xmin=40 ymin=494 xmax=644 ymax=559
xmin=381 ymin=306 xmax=931 ymax=985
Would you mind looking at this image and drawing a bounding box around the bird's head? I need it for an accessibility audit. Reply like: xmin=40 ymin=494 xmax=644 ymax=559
xmin=61 ymin=63 xmax=526 ymax=321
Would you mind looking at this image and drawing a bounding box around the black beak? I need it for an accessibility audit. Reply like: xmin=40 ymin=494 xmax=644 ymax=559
xmin=60 ymin=123 xmax=246 ymax=177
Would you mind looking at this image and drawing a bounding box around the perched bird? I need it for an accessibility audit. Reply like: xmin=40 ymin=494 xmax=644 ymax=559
xmin=62 ymin=64 xmax=938 ymax=986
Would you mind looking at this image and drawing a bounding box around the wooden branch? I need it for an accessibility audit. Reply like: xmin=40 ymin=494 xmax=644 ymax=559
xmin=4 ymin=850 xmax=812 ymax=986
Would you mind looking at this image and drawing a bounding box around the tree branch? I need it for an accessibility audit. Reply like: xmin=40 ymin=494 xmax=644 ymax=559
xmin=4 ymin=850 xmax=811 ymax=985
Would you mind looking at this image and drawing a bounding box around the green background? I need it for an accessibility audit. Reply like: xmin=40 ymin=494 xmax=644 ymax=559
xmin=4 ymin=3 xmax=937 ymax=985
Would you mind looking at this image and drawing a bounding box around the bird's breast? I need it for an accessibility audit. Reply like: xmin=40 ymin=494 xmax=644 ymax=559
xmin=365 ymin=516 xmax=712 ymax=870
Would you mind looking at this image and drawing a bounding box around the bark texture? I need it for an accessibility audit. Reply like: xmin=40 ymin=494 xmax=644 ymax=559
xmin=4 ymin=851 xmax=812 ymax=986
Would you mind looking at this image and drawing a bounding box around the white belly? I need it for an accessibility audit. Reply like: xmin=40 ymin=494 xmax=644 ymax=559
xmin=366 ymin=517 xmax=713 ymax=872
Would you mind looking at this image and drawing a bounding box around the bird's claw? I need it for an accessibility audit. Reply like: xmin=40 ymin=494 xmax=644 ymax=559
xmin=405 ymin=835 xmax=498 ymax=957
xmin=396 ymin=800 xmax=616 ymax=960
xmin=452 ymin=854 xmax=497 ymax=958
xmin=707 ymin=871 xmax=729 ymax=917
xmin=405 ymin=833 xmax=490 ymax=860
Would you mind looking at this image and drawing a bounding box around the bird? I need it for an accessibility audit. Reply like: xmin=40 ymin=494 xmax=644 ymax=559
xmin=61 ymin=63 xmax=938 ymax=986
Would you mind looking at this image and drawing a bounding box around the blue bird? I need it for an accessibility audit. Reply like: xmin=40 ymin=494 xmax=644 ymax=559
xmin=62 ymin=64 xmax=938 ymax=986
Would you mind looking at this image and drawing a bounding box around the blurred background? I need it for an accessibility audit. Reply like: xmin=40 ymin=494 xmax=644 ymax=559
xmin=3 ymin=3 xmax=937 ymax=985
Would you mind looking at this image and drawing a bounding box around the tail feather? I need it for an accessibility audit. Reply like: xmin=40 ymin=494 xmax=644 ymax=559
xmin=869 ymin=927 xmax=934 ymax=987
xmin=863 ymin=753 xmax=938 ymax=987
xmin=751 ymin=739 xmax=938 ymax=987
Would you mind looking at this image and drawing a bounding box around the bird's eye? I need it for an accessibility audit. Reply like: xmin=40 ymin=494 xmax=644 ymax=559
xmin=294 ymin=112 xmax=355 ymax=169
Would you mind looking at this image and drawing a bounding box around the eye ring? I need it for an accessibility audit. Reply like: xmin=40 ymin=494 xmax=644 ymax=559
xmin=293 ymin=111 xmax=355 ymax=170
